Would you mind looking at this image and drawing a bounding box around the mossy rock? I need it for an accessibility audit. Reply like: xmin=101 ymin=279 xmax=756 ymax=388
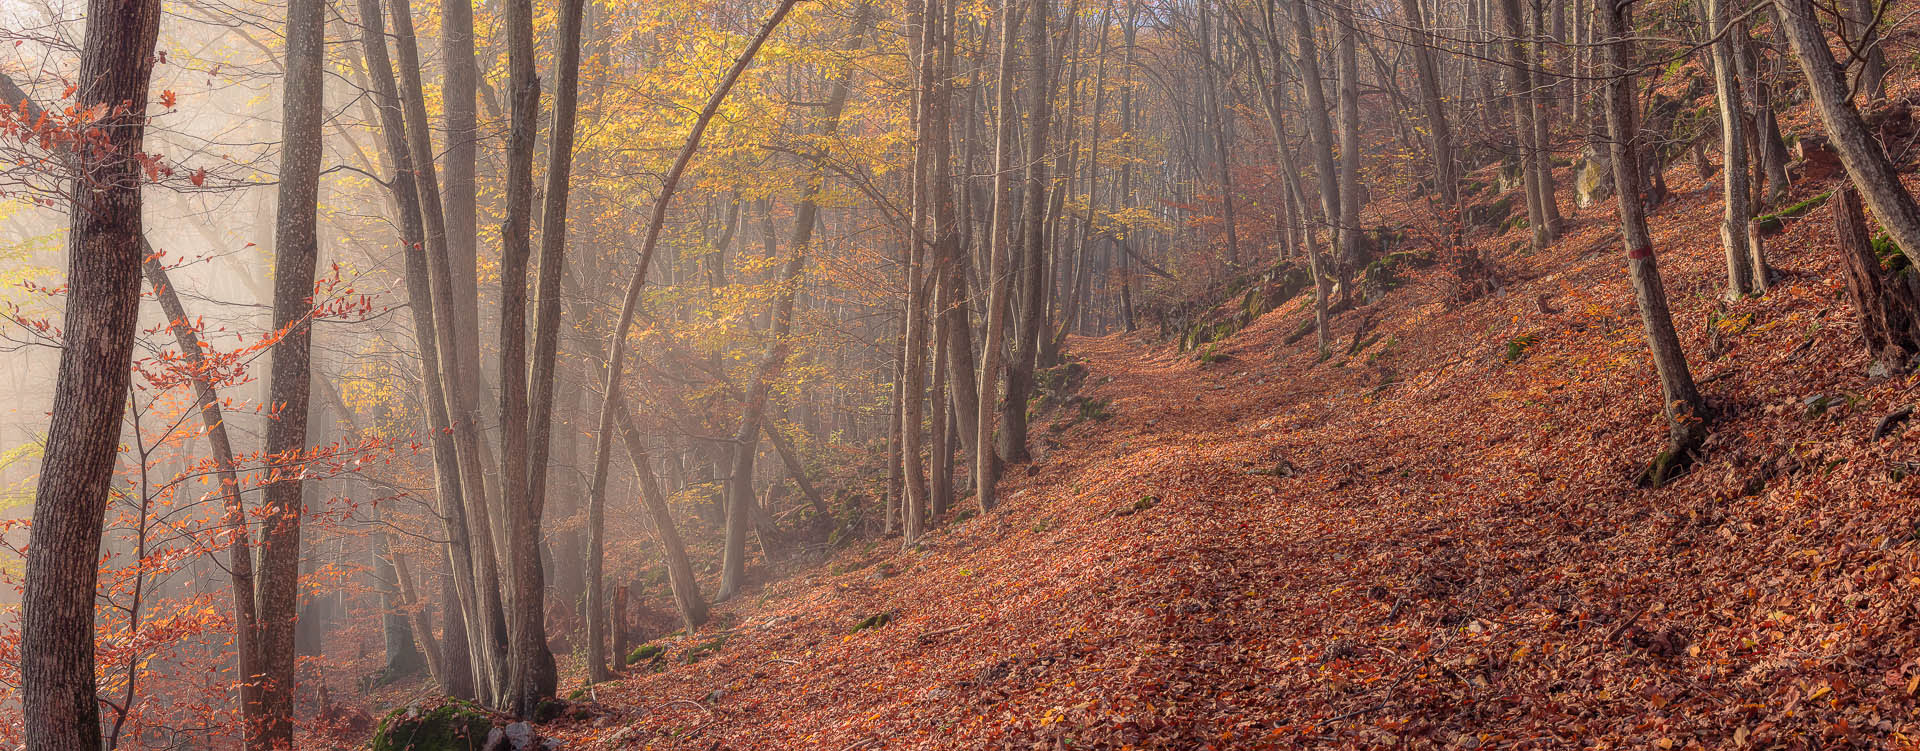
xmin=369 ymin=699 xmax=494 ymax=751
xmin=851 ymin=611 xmax=894 ymax=633
xmin=683 ymin=634 xmax=730 ymax=664
xmin=627 ymin=643 xmax=665 ymax=665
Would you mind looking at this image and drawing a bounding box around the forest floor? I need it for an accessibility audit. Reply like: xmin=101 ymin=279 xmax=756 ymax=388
xmin=521 ymin=140 xmax=1920 ymax=749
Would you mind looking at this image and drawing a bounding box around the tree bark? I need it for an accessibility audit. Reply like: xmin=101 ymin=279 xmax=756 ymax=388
xmin=1709 ymin=0 xmax=1759 ymax=297
xmin=1289 ymin=0 xmax=1339 ymax=360
xmin=1832 ymin=185 xmax=1920 ymax=371
xmin=390 ymin=0 xmax=508 ymax=698
xmin=974 ymin=0 xmax=1024 ymax=512
xmin=1777 ymin=0 xmax=1920 ymax=270
xmin=251 ymin=0 xmax=327 ymax=741
xmin=1600 ymin=0 xmax=1707 ymax=486
xmin=20 ymin=3 xmax=161 ymax=749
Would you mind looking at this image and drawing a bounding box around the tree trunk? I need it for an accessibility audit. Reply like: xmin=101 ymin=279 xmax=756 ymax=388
xmin=20 ymin=4 xmax=161 ymax=749
xmin=1709 ymin=0 xmax=1758 ymax=298
xmin=1832 ymin=185 xmax=1920 ymax=371
xmin=580 ymin=0 xmax=800 ymax=677
xmin=390 ymin=0 xmax=508 ymax=698
xmin=1599 ymin=0 xmax=1707 ymax=486
xmin=1335 ymin=1 xmax=1364 ymax=298
xmin=1000 ymin=0 xmax=1053 ymax=467
xmin=1777 ymin=0 xmax=1920 ymax=271
xmin=1290 ymin=0 xmax=1339 ymax=360
xmin=613 ymin=400 xmax=712 ymax=634
xmin=974 ymin=0 xmax=1024 ymax=512
xmin=357 ymin=0 xmax=477 ymax=700
xmin=1399 ymin=0 xmax=1459 ymax=209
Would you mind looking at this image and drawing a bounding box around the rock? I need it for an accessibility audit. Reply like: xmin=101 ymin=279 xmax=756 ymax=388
xmin=1497 ymin=156 xmax=1525 ymax=193
xmin=1795 ymin=134 xmax=1842 ymax=181
xmin=1574 ymin=143 xmax=1614 ymax=209
xmin=371 ymin=699 xmax=495 ymax=751
xmin=1464 ymin=194 xmax=1516 ymax=229
xmin=850 ymin=611 xmax=893 ymax=633
xmin=504 ymin=721 xmax=536 ymax=751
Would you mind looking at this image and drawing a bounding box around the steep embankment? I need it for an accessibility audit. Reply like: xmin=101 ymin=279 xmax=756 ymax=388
xmin=536 ymin=141 xmax=1920 ymax=751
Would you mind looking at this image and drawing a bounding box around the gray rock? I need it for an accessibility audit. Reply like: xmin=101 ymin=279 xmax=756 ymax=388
xmin=1574 ymin=144 xmax=1614 ymax=209
xmin=505 ymin=721 xmax=536 ymax=751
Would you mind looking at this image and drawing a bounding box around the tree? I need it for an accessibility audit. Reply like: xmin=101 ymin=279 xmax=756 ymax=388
xmin=975 ymin=0 xmax=1024 ymax=512
xmin=1598 ymin=0 xmax=1706 ymax=486
xmin=254 ymin=0 xmax=326 ymax=740
xmin=582 ymin=0 xmax=802 ymax=676
xmin=19 ymin=2 xmax=163 ymax=749
xmin=1707 ymin=0 xmax=1760 ymax=297
xmin=1776 ymin=0 xmax=1920 ymax=271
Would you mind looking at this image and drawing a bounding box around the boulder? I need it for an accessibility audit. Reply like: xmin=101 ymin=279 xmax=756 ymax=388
xmin=1574 ymin=144 xmax=1614 ymax=209
xmin=371 ymin=700 xmax=495 ymax=751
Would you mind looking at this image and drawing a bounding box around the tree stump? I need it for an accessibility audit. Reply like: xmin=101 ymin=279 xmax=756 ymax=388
xmin=1832 ymin=185 xmax=1920 ymax=374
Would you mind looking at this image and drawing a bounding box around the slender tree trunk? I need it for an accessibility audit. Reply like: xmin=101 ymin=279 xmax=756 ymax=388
xmin=581 ymin=0 xmax=800 ymax=674
xmin=356 ymin=0 xmax=478 ymax=700
xmin=1600 ymin=0 xmax=1707 ymax=486
xmin=1290 ymin=0 xmax=1338 ymax=360
xmin=975 ymin=0 xmax=1024 ymax=512
xmin=613 ymin=401 xmax=710 ymax=634
xmin=1399 ymin=0 xmax=1458 ymax=208
xmin=1709 ymin=0 xmax=1758 ymax=298
xmin=390 ymin=0 xmax=508 ymax=698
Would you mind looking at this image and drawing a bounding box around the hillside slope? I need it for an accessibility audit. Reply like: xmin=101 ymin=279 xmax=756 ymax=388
xmin=530 ymin=151 xmax=1920 ymax=749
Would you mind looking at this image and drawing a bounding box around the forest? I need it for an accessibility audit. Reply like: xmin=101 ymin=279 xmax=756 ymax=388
xmin=3 ymin=0 xmax=1920 ymax=745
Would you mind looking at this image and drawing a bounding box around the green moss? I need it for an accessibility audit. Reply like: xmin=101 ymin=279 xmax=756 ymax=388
xmin=851 ymin=611 xmax=893 ymax=633
xmin=1754 ymin=189 xmax=1833 ymax=234
xmin=627 ymin=643 xmax=665 ymax=665
xmin=370 ymin=700 xmax=493 ymax=751
xmin=683 ymin=634 xmax=731 ymax=664
xmin=1504 ymin=334 xmax=1537 ymax=363
xmin=1871 ymin=232 xmax=1911 ymax=272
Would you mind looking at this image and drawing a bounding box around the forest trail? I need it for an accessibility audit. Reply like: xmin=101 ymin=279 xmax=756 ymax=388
xmin=553 ymin=171 xmax=1920 ymax=748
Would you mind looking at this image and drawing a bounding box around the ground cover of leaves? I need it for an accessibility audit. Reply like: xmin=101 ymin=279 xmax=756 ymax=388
xmin=538 ymin=126 xmax=1920 ymax=751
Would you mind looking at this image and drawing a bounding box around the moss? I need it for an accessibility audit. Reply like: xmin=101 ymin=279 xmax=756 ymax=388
xmin=682 ymin=634 xmax=731 ymax=664
xmin=627 ymin=643 xmax=665 ymax=665
xmin=1504 ymin=334 xmax=1537 ymax=363
xmin=369 ymin=700 xmax=493 ymax=751
xmin=1871 ymin=232 xmax=1911 ymax=272
xmin=1754 ymin=189 xmax=1833 ymax=234
xmin=851 ymin=611 xmax=894 ymax=633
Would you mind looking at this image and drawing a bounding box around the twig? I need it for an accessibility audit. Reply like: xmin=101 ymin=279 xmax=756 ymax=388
xmin=652 ymin=699 xmax=713 ymax=717
xmin=917 ymin=624 xmax=968 ymax=643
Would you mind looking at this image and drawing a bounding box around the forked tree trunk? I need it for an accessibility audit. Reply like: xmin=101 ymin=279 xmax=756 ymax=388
xmin=1708 ymin=0 xmax=1759 ymax=297
xmin=355 ymin=0 xmax=477 ymax=700
xmin=390 ymin=0 xmax=507 ymax=697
